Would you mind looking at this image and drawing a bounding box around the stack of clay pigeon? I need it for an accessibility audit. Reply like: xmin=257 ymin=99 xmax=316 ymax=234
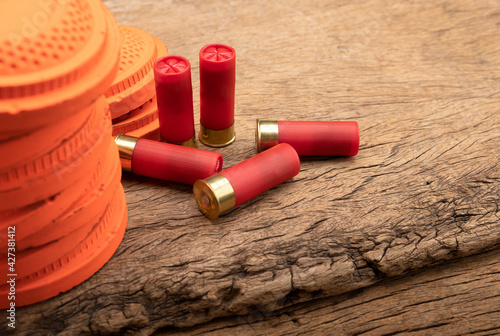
xmin=106 ymin=25 xmax=168 ymax=140
xmin=0 ymin=0 xmax=131 ymax=308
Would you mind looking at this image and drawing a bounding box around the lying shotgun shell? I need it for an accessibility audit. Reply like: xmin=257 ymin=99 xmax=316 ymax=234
xmin=193 ymin=143 xmax=300 ymax=219
xmin=256 ymin=120 xmax=359 ymax=156
xmin=199 ymin=44 xmax=236 ymax=147
xmin=115 ymin=133 xmax=222 ymax=185
xmin=154 ymin=55 xmax=197 ymax=148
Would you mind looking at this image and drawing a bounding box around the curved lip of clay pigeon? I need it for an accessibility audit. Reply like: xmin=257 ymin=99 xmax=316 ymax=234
xmin=106 ymin=26 xmax=168 ymax=119
xmin=0 ymin=94 xmax=106 ymax=175
xmin=12 ymin=140 xmax=121 ymax=250
xmin=112 ymin=97 xmax=158 ymax=135
xmin=0 ymin=185 xmax=128 ymax=309
xmin=0 ymin=183 xmax=120 ymax=279
xmin=0 ymin=99 xmax=112 ymax=213
xmin=0 ymin=0 xmax=122 ymax=137
xmin=122 ymin=118 xmax=161 ymax=140
xmin=0 ymin=134 xmax=116 ymax=235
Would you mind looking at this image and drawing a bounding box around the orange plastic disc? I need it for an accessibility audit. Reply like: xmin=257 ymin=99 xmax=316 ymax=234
xmin=0 ymin=97 xmax=112 ymax=212
xmin=125 ymin=118 xmax=161 ymax=140
xmin=0 ymin=181 xmax=121 ymax=280
xmin=0 ymin=139 xmax=115 ymax=241
xmin=0 ymin=0 xmax=122 ymax=139
xmin=106 ymin=26 xmax=168 ymax=119
xmin=0 ymin=101 xmax=90 ymax=171
xmin=0 ymin=184 xmax=128 ymax=308
xmin=111 ymin=96 xmax=159 ymax=134
xmin=12 ymin=138 xmax=121 ymax=249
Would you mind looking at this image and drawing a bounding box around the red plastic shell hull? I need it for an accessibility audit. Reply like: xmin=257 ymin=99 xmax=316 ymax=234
xmin=199 ymin=44 xmax=236 ymax=130
xmin=277 ymin=121 xmax=359 ymax=156
xmin=221 ymin=143 xmax=300 ymax=206
xmin=154 ymin=56 xmax=195 ymax=143
xmin=132 ymin=138 xmax=222 ymax=185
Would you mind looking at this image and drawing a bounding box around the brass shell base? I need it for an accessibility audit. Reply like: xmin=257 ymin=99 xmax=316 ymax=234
xmin=114 ymin=133 xmax=138 ymax=172
xmin=199 ymin=124 xmax=235 ymax=148
xmin=193 ymin=174 xmax=236 ymax=220
xmin=178 ymin=135 xmax=198 ymax=148
xmin=255 ymin=119 xmax=279 ymax=153
xmin=162 ymin=135 xmax=198 ymax=148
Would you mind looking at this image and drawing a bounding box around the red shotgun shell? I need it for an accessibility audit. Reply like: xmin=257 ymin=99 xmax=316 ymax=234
xmin=199 ymin=44 xmax=236 ymax=147
xmin=154 ymin=55 xmax=197 ymax=147
xmin=256 ymin=120 xmax=359 ymax=156
xmin=193 ymin=143 xmax=300 ymax=219
xmin=115 ymin=134 xmax=222 ymax=185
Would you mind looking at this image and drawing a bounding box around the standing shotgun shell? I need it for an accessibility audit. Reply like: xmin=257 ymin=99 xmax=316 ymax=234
xmin=154 ymin=55 xmax=197 ymax=148
xmin=115 ymin=134 xmax=222 ymax=185
xmin=193 ymin=143 xmax=300 ymax=219
xmin=199 ymin=44 xmax=236 ymax=147
xmin=256 ymin=120 xmax=359 ymax=156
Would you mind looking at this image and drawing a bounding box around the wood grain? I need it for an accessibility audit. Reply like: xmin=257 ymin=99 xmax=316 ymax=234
xmin=2 ymin=0 xmax=499 ymax=335
xmin=158 ymin=248 xmax=500 ymax=336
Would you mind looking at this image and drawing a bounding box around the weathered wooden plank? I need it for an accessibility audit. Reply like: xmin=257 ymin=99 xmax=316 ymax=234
xmin=160 ymin=248 xmax=500 ymax=336
xmin=2 ymin=0 xmax=499 ymax=335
